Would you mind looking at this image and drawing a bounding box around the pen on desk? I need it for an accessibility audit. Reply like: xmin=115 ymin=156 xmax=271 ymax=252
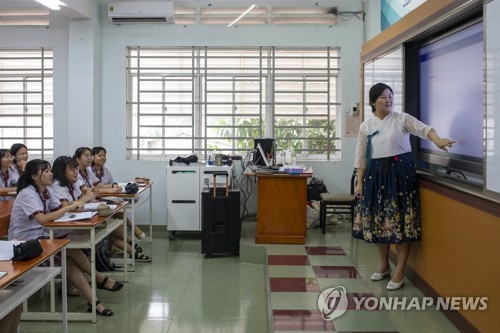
xmin=69 ymin=214 xmax=76 ymax=218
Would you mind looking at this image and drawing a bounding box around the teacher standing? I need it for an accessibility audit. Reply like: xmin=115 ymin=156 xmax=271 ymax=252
xmin=353 ymin=83 xmax=455 ymax=290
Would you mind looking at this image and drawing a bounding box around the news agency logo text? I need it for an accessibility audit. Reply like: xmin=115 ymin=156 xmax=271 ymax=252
xmin=318 ymin=286 xmax=488 ymax=321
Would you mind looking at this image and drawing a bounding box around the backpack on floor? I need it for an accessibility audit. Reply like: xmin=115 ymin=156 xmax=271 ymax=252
xmin=95 ymin=239 xmax=116 ymax=272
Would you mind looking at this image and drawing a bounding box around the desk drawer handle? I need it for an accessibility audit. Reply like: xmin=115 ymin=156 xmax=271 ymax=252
xmin=171 ymin=200 xmax=196 ymax=204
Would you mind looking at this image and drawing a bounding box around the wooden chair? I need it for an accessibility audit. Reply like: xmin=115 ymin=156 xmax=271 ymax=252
xmin=319 ymin=169 xmax=357 ymax=234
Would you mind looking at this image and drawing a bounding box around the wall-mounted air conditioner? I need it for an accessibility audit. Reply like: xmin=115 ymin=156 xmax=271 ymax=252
xmin=108 ymin=1 xmax=174 ymax=24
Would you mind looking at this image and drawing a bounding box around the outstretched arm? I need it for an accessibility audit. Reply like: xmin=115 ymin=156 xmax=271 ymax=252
xmin=427 ymin=129 xmax=455 ymax=152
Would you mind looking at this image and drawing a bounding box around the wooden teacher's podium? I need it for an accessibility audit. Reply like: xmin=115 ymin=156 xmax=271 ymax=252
xmin=252 ymin=172 xmax=310 ymax=244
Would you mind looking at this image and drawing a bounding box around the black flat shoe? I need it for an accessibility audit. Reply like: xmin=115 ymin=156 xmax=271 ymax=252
xmin=87 ymin=300 xmax=113 ymax=317
xmin=96 ymin=276 xmax=123 ymax=292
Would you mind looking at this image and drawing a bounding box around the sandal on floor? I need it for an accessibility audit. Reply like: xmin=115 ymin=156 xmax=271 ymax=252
xmin=134 ymin=250 xmax=151 ymax=262
xmin=96 ymin=276 xmax=123 ymax=292
xmin=127 ymin=238 xmax=143 ymax=253
xmin=87 ymin=300 xmax=113 ymax=317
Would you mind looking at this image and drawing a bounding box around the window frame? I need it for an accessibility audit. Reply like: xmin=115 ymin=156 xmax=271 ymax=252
xmin=126 ymin=46 xmax=341 ymax=161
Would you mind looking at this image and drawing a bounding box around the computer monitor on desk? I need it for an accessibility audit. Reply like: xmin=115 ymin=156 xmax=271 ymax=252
xmin=256 ymin=143 xmax=271 ymax=167
xmin=253 ymin=138 xmax=275 ymax=166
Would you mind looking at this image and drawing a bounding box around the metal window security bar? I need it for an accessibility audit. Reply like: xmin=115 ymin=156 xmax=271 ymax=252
xmin=126 ymin=47 xmax=341 ymax=161
xmin=0 ymin=48 xmax=54 ymax=159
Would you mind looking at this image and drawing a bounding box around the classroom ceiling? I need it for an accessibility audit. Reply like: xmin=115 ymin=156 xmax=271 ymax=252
xmin=0 ymin=0 xmax=363 ymax=27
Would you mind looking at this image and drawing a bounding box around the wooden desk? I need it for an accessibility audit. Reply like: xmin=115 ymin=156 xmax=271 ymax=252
xmin=38 ymin=202 xmax=128 ymax=323
xmin=252 ymin=173 xmax=309 ymax=244
xmin=0 ymin=201 xmax=13 ymax=237
xmin=0 ymin=239 xmax=69 ymax=333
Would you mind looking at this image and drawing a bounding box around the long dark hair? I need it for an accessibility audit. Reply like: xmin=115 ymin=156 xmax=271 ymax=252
xmin=0 ymin=149 xmax=10 ymax=163
xmin=368 ymin=83 xmax=393 ymax=113
xmin=10 ymin=143 xmax=28 ymax=169
xmin=52 ymin=156 xmax=78 ymax=187
xmin=17 ymin=159 xmax=51 ymax=194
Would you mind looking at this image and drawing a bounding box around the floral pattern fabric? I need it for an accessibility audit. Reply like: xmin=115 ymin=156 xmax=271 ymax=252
xmin=352 ymin=152 xmax=421 ymax=244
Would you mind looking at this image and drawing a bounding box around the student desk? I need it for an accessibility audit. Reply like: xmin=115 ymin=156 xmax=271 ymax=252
xmin=0 ymin=239 xmax=69 ymax=333
xmin=41 ymin=202 xmax=128 ymax=323
xmin=248 ymin=172 xmax=310 ymax=244
xmin=101 ymin=182 xmax=153 ymax=268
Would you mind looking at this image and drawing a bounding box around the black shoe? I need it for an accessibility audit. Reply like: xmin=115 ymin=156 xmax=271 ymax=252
xmin=87 ymin=300 xmax=113 ymax=317
xmin=96 ymin=276 xmax=123 ymax=292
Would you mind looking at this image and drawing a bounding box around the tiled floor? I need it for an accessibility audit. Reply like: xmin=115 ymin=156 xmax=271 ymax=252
xmin=18 ymin=217 xmax=460 ymax=333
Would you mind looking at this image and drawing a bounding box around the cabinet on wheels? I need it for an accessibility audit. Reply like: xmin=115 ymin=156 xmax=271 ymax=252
xmin=166 ymin=166 xmax=200 ymax=240
xmin=166 ymin=165 xmax=233 ymax=240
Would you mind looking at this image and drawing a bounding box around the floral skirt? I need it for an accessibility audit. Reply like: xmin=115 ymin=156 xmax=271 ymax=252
xmin=352 ymin=152 xmax=421 ymax=244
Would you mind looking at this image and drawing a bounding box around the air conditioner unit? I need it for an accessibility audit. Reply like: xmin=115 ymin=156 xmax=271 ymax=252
xmin=108 ymin=1 xmax=174 ymax=24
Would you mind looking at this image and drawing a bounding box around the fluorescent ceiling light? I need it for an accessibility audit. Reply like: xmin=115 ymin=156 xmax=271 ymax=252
xmin=35 ymin=0 xmax=66 ymax=11
xmin=227 ymin=4 xmax=256 ymax=27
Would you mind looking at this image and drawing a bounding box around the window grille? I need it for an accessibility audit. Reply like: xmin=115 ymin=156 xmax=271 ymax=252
xmin=0 ymin=48 xmax=53 ymax=159
xmin=127 ymin=47 xmax=340 ymax=161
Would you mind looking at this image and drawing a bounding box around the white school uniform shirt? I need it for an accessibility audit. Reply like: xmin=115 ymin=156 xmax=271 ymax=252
xmin=77 ymin=166 xmax=101 ymax=190
xmin=8 ymin=185 xmax=61 ymax=240
xmin=51 ymin=179 xmax=83 ymax=203
xmin=354 ymin=112 xmax=432 ymax=169
xmin=0 ymin=168 xmax=20 ymax=201
xmin=91 ymin=165 xmax=115 ymax=185
xmin=51 ymin=180 xmax=84 ymax=238
xmin=10 ymin=164 xmax=23 ymax=180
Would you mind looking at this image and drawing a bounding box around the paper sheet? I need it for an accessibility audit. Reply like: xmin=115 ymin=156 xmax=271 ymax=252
xmin=53 ymin=211 xmax=96 ymax=222
xmin=0 ymin=240 xmax=23 ymax=261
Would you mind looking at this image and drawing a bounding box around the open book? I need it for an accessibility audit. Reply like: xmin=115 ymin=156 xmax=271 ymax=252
xmin=54 ymin=211 xmax=97 ymax=222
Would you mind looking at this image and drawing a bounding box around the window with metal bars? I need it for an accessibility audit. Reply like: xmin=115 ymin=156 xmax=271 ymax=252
xmin=363 ymin=47 xmax=403 ymax=118
xmin=126 ymin=47 xmax=340 ymax=161
xmin=0 ymin=48 xmax=53 ymax=159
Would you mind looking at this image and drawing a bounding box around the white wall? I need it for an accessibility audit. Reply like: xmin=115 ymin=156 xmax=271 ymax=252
xmin=0 ymin=1 xmax=376 ymax=226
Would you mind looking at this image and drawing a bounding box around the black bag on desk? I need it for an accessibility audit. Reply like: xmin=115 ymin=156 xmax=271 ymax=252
xmin=12 ymin=239 xmax=43 ymax=262
xmin=125 ymin=182 xmax=139 ymax=194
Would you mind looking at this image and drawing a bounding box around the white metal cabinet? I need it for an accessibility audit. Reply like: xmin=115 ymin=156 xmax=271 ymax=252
xmin=166 ymin=164 xmax=233 ymax=240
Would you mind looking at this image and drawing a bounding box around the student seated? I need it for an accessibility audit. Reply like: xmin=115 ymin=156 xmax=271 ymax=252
xmin=91 ymin=146 xmax=150 ymax=261
xmin=0 ymin=149 xmax=19 ymax=200
xmin=9 ymin=143 xmax=28 ymax=179
xmin=8 ymin=159 xmax=123 ymax=317
xmin=52 ymin=155 xmax=151 ymax=262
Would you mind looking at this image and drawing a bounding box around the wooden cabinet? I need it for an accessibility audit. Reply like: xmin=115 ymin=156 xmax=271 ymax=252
xmin=254 ymin=174 xmax=308 ymax=244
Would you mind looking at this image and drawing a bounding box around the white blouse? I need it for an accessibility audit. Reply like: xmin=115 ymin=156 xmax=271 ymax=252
xmin=91 ymin=165 xmax=115 ymax=185
xmin=8 ymin=185 xmax=61 ymax=240
xmin=354 ymin=112 xmax=432 ymax=169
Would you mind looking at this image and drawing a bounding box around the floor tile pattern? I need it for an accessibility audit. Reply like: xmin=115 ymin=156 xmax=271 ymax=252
xmin=16 ymin=221 xmax=461 ymax=333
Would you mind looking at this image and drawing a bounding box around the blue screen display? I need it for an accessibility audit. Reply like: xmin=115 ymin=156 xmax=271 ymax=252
xmin=419 ymin=22 xmax=483 ymax=160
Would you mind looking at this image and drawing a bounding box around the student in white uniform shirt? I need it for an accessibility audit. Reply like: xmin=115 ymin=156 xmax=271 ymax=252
xmin=353 ymin=83 xmax=455 ymax=291
xmin=9 ymin=143 xmax=28 ymax=179
xmin=73 ymin=146 xmax=121 ymax=196
xmin=0 ymin=149 xmax=19 ymax=200
xmin=91 ymin=146 xmax=147 ymax=240
xmin=8 ymin=159 xmax=122 ymax=317
xmin=91 ymin=147 xmax=151 ymax=261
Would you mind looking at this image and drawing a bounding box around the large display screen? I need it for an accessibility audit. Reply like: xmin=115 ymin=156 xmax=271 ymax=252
xmin=419 ymin=21 xmax=484 ymax=163
xmin=419 ymin=22 xmax=484 ymax=159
